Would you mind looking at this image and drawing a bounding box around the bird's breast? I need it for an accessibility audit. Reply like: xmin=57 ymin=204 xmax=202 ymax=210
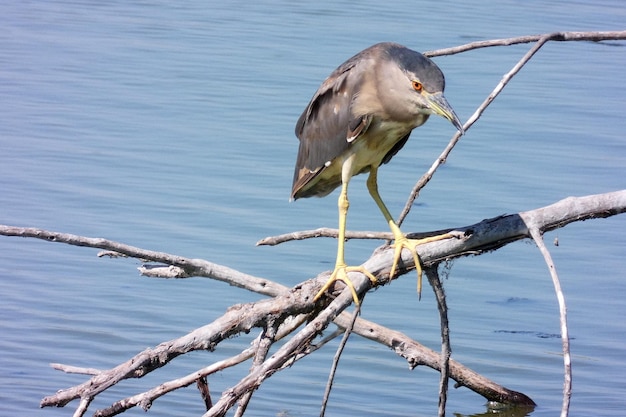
xmin=346 ymin=120 xmax=413 ymax=174
xmin=294 ymin=119 xmax=417 ymax=198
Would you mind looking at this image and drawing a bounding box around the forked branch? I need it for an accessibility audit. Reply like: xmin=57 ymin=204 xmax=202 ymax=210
xmin=2 ymin=190 xmax=625 ymax=416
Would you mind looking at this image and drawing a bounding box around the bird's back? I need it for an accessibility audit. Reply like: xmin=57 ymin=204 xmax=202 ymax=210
xmin=291 ymin=42 xmax=435 ymax=200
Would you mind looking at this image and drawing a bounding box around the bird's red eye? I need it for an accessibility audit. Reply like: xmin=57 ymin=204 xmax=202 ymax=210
xmin=412 ymin=81 xmax=423 ymax=92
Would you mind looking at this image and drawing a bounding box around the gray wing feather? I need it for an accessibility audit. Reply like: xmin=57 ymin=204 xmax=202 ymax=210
xmin=291 ymin=49 xmax=373 ymax=198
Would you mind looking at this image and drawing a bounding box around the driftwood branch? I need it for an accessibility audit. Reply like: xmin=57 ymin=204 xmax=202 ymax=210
xmin=2 ymin=190 xmax=625 ymax=416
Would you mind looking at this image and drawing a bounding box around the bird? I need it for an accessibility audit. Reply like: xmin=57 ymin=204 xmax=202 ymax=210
xmin=291 ymin=42 xmax=463 ymax=305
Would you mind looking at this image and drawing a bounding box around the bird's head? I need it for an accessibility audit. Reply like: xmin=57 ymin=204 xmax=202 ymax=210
xmin=378 ymin=43 xmax=464 ymax=134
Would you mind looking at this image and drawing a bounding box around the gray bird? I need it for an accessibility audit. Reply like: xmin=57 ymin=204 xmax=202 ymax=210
xmin=291 ymin=42 xmax=463 ymax=305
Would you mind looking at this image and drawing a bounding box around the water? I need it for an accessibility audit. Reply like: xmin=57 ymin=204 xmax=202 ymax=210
xmin=1 ymin=1 xmax=625 ymax=416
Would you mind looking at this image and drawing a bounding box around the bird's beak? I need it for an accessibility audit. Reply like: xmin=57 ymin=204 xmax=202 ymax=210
xmin=426 ymin=92 xmax=464 ymax=135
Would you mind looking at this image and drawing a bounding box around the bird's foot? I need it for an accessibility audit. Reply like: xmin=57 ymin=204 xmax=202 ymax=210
xmin=390 ymin=232 xmax=457 ymax=299
xmin=314 ymin=264 xmax=377 ymax=306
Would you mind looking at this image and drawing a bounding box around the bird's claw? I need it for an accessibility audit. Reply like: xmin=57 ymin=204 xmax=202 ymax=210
xmin=314 ymin=264 xmax=377 ymax=306
xmin=389 ymin=232 xmax=457 ymax=299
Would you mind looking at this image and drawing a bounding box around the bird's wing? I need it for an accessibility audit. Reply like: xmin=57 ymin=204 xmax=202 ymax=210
xmin=291 ymin=49 xmax=374 ymax=198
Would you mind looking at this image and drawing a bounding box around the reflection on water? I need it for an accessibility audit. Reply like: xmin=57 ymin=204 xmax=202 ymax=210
xmin=460 ymin=403 xmax=536 ymax=417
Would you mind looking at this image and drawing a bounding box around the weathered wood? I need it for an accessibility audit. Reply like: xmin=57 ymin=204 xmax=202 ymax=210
xmin=1 ymin=190 xmax=623 ymax=415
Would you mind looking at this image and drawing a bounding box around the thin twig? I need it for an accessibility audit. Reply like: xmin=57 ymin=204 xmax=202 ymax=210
xmin=424 ymin=30 xmax=626 ymax=57
xmin=426 ymin=266 xmax=451 ymax=417
xmin=235 ymin=322 xmax=279 ymax=417
xmin=522 ymin=223 xmax=572 ymax=417
xmin=256 ymin=228 xmax=391 ymax=246
xmin=398 ymin=33 xmax=556 ymax=227
xmin=256 ymin=228 xmax=462 ymax=246
xmin=50 ymin=364 xmax=102 ymax=375
xmin=319 ymin=305 xmax=361 ymax=417
xmin=197 ymin=377 xmax=212 ymax=411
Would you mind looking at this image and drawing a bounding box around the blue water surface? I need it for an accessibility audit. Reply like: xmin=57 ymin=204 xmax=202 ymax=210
xmin=1 ymin=1 xmax=625 ymax=416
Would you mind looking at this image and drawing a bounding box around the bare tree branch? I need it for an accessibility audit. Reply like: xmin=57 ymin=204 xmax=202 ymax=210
xmin=256 ymin=227 xmax=393 ymax=246
xmin=1 ymin=225 xmax=284 ymax=297
xmin=319 ymin=306 xmax=360 ymax=417
xmin=424 ymin=30 xmax=626 ymax=57
xmin=426 ymin=266 xmax=451 ymax=417
xmin=521 ymin=214 xmax=573 ymax=417
xmin=2 ymin=189 xmax=623 ymax=415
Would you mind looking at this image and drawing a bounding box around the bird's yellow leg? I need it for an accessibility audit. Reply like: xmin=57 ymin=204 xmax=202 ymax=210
xmin=366 ymin=168 xmax=454 ymax=298
xmin=314 ymin=181 xmax=377 ymax=306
